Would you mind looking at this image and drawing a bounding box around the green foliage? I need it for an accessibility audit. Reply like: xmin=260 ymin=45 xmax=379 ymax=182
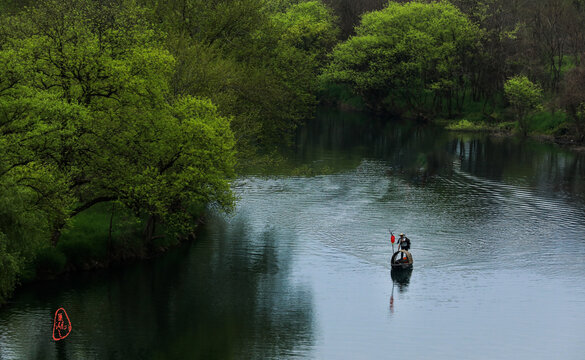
xmin=504 ymin=76 xmax=543 ymax=113
xmin=530 ymin=111 xmax=567 ymax=134
xmin=57 ymin=203 xmax=113 ymax=267
xmin=0 ymin=0 xmax=236 ymax=246
xmin=149 ymin=0 xmax=339 ymax=149
xmin=0 ymin=234 xmax=21 ymax=304
xmin=0 ymin=1 xmax=237 ymax=303
xmin=318 ymin=82 xmax=366 ymax=110
xmin=446 ymin=119 xmax=489 ymax=131
xmin=504 ymin=75 xmax=543 ymax=136
xmin=254 ymin=1 xmax=339 ymax=142
xmin=322 ymin=1 xmax=479 ymax=114
xmin=0 ymin=0 xmax=342 ymax=302
xmin=0 ymin=185 xmax=53 ymax=302
xmin=271 ymin=1 xmax=339 ymax=65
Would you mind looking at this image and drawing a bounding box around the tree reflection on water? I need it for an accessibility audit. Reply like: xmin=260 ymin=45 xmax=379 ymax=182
xmin=0 ymin=215 xmax=315 ymax=360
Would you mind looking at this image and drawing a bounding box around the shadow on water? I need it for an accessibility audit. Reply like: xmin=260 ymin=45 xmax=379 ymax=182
xmin=0 ymin=213 xmax=315 ymax=360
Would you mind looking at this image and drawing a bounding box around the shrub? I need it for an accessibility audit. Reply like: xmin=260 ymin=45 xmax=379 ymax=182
xmin=446 ymin=119 xmax=489 ymax=131
xmin=0 ymin=234 xmax=21 ymax=304
xmin=504 ymin=75 xmax=543 ymax=136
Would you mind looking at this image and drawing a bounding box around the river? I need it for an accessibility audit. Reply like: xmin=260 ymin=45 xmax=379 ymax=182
xmin=1 ymin=109 xmax=585 ymax=359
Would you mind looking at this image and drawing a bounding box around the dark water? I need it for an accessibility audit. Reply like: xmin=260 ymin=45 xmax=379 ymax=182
xmin=1 ymin=109 xmax=585 ymax=359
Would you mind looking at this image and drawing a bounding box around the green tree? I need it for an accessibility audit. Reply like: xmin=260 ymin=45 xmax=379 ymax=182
xmin=450 ymin=0 xmax=525 ymax=111
xmin=504 ymin=75 xmax=543 ymax=136
xmin=271 ymin=1 xmax=339 ymax=65
xmin=0 ymin=234 xmax=19 ymax=304
xmin=322 ymin=1 xmax=479 ymax=117
xmin=146 ymin=0 xmax=338 ymax=150
xmin=256 ymin=1 xmax=339 ymax=142
xmin=0 ymin=0 xmax=236 ymax=246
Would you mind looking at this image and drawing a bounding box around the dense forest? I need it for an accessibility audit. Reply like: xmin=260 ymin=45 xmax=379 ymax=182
xmin=1 ymin=0 xmax=585 ymax=304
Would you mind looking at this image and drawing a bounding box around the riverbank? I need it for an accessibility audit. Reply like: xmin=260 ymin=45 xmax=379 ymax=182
xmin=323 ymin=92 xmax=584 ymax=148
xmin=0 ymin=203 xmax=207 ymax=307
xmin=22 ymin=203 xmax=202 ymax=284
xmin=440 ymin=113 xmax=585 ymax=151
xmin=321 ymin=84 xmax=584 ymax=148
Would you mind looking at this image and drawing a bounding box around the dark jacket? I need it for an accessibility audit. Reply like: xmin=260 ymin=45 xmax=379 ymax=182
xmin=399 ymin=237 xmax=411 ymax=251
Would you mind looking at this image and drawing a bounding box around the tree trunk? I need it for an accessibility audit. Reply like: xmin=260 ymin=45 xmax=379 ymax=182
xmin=50 ymin=228 xmax=62 ymax=247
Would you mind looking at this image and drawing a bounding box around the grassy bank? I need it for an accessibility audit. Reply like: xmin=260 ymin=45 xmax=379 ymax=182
xmin=26 ymin=203 xmax=197 ymax=282
xmin=441 ymin=109 xmax=578 ymax=145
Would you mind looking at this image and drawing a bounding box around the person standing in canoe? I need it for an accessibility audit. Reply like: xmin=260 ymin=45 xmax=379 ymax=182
xmin=398 ymin=233 xmax=410 ymax=252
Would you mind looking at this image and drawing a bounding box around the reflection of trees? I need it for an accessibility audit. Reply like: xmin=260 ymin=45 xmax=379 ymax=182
xmin=299 ymin=108 xmax=585 ymax=200
xmin=0 ymin=215 xmax=314 ymax=360
xmin=378 ymin=122 xmax=454 ymax=184
xmin=362 ymin=118 xmax=585 ymax=263
xmin=298 ymin=108 xmax=456 ymax=182
xmin=294 ymin=108 xmax=379 ymax=173
xmin=379 ymin=123 xmax=585 ymax=203
xmin=456 ymin=137 xmax=506 ymax=180
xmin=453 ymin=136 xmax=585 ymax=200
xmin=156 ymin=217 xmax=315 ymax=360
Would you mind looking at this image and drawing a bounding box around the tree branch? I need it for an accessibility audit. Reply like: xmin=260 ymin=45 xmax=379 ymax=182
xmin=72 ymin=196 xmax=116 ymax=216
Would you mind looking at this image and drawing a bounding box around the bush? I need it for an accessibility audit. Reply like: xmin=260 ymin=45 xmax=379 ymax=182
xmin=446 ymin=119 xmax=489 ymax=131
xmin=530 ymin=111 xmax=567 ymax=134
xmin=0 ymin=188 xmax=52 ymax=303
xmin=0 ymin=234 xmax=21 ymax=304
xmin=504 ymin=75 xmax=543 ymax=136
xmin=447 ymin=119 xmax=472 ymax=130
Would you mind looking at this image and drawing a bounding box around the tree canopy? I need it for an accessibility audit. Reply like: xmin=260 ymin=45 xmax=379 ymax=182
xmin=145 ymin=0 xmax=339 ymax=149
xmin=504 ymin=75 xmax=543 ymax=136
xmin=322 ymin=1 xmax=479 ymax=116
xmin=0 ymin=0 xmax=342 ymax=304
xmin=0 ymin=0 xmax=236 ymax=300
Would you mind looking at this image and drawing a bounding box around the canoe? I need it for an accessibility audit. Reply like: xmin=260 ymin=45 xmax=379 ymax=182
xmin=391 ymin=250 xmax=413 ymax=269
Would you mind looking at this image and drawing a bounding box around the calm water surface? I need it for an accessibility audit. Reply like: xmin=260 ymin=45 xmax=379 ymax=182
xmin=1 ymin=109 xmax=585 ymax=359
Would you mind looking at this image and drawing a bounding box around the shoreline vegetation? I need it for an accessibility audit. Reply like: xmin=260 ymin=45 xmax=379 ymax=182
xmin=2 ymin=0 xmax=585 ymax=305
xmin=31 ymin=202 xmax=203 ymax=281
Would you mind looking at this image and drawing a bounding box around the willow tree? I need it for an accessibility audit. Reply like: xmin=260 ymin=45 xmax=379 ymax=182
xmin=322 ymin=1 xmax=479 ymax=117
